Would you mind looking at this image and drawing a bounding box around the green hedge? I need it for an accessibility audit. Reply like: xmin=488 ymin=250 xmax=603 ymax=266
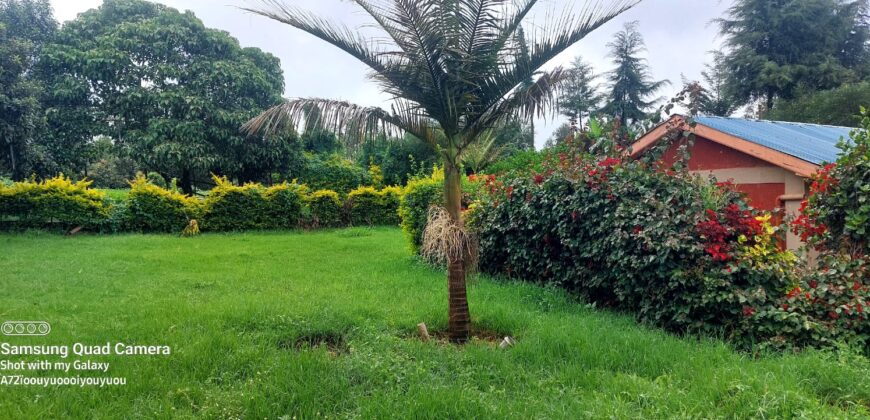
xmin=0 ymin=176 xmax=109 ymax=231
xmin=125 ymin=175 xmax=200 ymax=233
xmin=264 ymin=182 xmax=307 ymax=229
xmin=466 ymin=146 xmax=855 ymax=351
xmin=307 ymin=190 xmax=342 ymax=228
xmin=346 ymin=186 xmax=402 ymax=226
xmin=202 ymin=176 xmax=270 ymax=231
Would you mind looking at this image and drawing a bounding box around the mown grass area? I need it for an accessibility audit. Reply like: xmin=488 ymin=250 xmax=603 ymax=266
xmin=1 ymin=228 xmax=869 ymax=418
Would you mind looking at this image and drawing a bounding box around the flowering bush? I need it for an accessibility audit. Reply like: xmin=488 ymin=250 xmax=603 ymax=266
xmin=793 ymin=109 xmax=870 ymax=256
xmin=468 ymin=132 xmax=855 ymax=350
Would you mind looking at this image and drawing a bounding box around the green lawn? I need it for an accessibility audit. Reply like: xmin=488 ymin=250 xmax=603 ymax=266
xmin=1 ymin=228 xmax=869 ymax=418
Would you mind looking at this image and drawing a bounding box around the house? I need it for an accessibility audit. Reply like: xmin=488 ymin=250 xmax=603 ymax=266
xmin=630 ymin=115 xmax=854 ymax=250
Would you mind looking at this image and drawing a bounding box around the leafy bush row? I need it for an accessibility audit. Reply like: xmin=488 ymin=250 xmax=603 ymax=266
xmin=0 ymin=175 xmax=402 ymax=233
xmin=466 ymin=133 xmax=868 ymax=352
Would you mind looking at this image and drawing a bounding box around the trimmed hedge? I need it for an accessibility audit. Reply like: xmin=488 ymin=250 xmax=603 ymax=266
xmin=307 ymin=190 xmax=342 ymax=228
xmin=346 ymin=185 xmax=402 ymax=226
xmin=263 ymin=182 xmax=307 ymax=229
xmin=125 ymin=175 xmax=200 ymax=233
xmin=202 ymin=176 xmax=270 ymax=231
xmin=0 ymin=176 xmax=109 ymax=231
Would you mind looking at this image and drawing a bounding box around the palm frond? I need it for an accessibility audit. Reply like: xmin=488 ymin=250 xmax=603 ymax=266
xmin=242 ymin=0 xmax=394 ymax=74
xmin=241 ymin=98 xmax=440 ymax=149
xmin=468 ymin=66 xmax=569 ymax=143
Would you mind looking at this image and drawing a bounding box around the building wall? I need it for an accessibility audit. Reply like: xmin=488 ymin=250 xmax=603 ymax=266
xmin=660 ymin=136 xmax=809 ymax=250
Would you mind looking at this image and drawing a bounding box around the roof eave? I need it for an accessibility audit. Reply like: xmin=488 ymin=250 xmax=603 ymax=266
xmin=630 ymin=115 xmax=820 ymax=178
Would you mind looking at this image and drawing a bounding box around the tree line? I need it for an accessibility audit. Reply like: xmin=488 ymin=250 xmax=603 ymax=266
xmin=551 ymin=0 xmax=870 ymax=144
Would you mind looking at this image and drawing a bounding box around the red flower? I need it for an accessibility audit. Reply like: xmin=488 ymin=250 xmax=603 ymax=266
xmin=853 ymin=282 xmax=863 ymax=291
xmin=782 ymin=303 xmax=789 ymax=310
xmin=809 ymin=280 xmax=818 ymax=289
xmin=506 ymin=186 xmax=514 ymax=199
xmin=632 ymin=226 xmax=643 ymax=234
xmin=571 ymin=211 xmax=578 ymax=221
xmin=742 ymin=306 xmax=756 ymax=317
xmin=598 ymin=157 xmax=621 ymax=167
xmin=828 ymin=310 xmax=840 ymax=320
xmin=587 ymin=169 xmax=598 ymax=177
xmin=786 ymin=287 xmax=802 ymax=299
xmin=533 ymin=174 xmax=544 ymax=185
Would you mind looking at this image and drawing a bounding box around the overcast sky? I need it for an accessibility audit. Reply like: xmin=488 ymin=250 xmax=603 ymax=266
xmin=50 ymin=0 xmax=733 ymax=149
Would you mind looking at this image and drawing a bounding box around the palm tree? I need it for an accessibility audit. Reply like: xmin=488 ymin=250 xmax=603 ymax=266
xmin=241 ymin=0 xmax=638 ymax=343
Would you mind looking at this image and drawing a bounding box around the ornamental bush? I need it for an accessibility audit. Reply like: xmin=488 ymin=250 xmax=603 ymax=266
xmin=398 ymin=168 xmax=482 ymax=251
xmin=307 ymin=189 xmax=342 ymax=228
xmin=0 ymin=175 xmax=109 ymax=231
xmin=263 ymin=182 xmax=307 ymax=229
xmin=202 ymin=176 xmax=269 ymax=231
xmin=125 ymin=175 xmax=200 ymax=233
xmin=468 ymin=133 xmax=816 ymax=349
xmin=793 ymin=109 xmax=870 ymax=256
xmin=346 ymin=186 xmax=402 ymax=226
xmin=301 ymin=153 xmax=372 ymax=194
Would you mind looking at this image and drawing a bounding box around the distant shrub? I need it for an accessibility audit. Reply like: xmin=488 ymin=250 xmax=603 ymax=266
xmin=145 ymin=172 xmax=167 ymax=189
xmin=307 ymin=189 xmax=342 ymax=228
xmin=202 ymin=176 xmax=269 ymax=231
xmin=301 ymin=154 xmax=371 ymax=194
xmin=263 ymin=182 xmax=307 ymax=229
xmin=125 ymin=175 xmax=200 ymax=233
xmin=0 ymin=175 xmax=109 ymax=231
xmin=484 ymin=149 xmax=545 ymax=176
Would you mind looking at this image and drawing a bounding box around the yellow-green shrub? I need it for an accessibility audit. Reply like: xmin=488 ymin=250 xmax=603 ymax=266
xmin=0 ymin=175 xmax=109 ymax=231
xmin=380 ymin=186 xmax=402 ymax=226
xmin=202 ymin=176 xmax=269 ymax=231
xmin=125 ymin=175 xmax=200 ymax=233
xmin=399 ymin=177 xmax=442 ymax=250
xmin=346 ymin=186 xmax=400 ymax=226
xmin=307 ymin=189 xmax=342 ymax=228
xmin=263 ymin=182 xmax=307 ymax=229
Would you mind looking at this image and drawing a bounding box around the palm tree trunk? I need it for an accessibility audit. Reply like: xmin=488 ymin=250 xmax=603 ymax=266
xmin=444 ymin=154 xmax=470 ymax=343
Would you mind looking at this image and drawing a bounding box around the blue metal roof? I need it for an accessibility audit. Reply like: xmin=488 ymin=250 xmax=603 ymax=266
xmin=694 ymin=116 xmax=855 ymax=165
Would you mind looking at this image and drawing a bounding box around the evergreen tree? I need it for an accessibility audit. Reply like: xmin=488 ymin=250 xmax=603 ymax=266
xmin=699 ymin=51 xmax=738 ymax=116
xmin=600 ymin=21 xmax=669 ymax=127
xmin=557 ymin=56 xmax=602 ymax=124
xmin=718 ymin=0 xmax=870 ymax=111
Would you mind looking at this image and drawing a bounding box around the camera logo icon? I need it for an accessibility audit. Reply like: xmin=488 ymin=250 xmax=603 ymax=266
xmin=1 ymin=321 xmax=51 ymax=336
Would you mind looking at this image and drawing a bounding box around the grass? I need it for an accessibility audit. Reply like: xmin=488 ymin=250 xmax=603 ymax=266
xmin=95 ymin=188 xmax=129 ymax=202
xmin=1 ymin=228 xmax=869 ymax=418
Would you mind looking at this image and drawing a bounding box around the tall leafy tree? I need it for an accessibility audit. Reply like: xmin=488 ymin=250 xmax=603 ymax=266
xmin=0 ymin=0 xmax=56 ymax=180
xmin=600 ymin=21 xmax=669 ymax=127
xmin=557 ymin=55 xmax=602 ymax=123
xmin=718 ymin=0 xmax=870 ymax=111
xmin=39 ymin=0 xmax=289 ymax=192
xmin=242 ymin=0 xmax=637 ymax=342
